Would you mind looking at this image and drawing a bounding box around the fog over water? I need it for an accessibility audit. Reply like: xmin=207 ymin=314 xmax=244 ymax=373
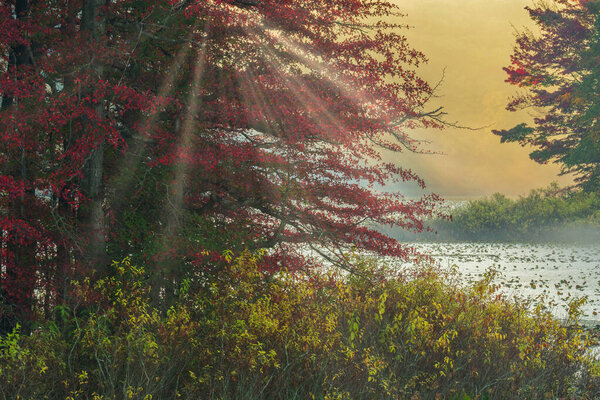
xmin=390 ymin=243 xmax=600 ymax=324
xmin=367 ymin=1 xmax=600 ymax=326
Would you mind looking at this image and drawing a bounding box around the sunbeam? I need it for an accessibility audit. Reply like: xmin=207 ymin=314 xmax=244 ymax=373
xmin=252 ymin=22 xmax=426 ymax=153
xmin=163 ymin=37 xmax=208 ymax=240
xmin=106 ymin=23 xmax=201 ymax=215
xmin=245 ymin=27 xmax=353 ymax=145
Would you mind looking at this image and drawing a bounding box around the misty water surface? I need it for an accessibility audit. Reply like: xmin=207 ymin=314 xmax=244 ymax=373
xmin=404 ymin=243 xmax=600 ymax=324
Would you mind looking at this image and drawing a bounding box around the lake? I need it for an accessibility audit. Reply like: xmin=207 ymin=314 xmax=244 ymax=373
xmin=402 ymin=243 xmax=600 ymax=324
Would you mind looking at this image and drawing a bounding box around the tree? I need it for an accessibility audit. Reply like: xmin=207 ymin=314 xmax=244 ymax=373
xmin=0 ymin=0 xmax=38 ymax=332
xmin=494 ymin=0 xmax=600 ymax=192
xmin=0 ymin=0 xmax=442 ymax=326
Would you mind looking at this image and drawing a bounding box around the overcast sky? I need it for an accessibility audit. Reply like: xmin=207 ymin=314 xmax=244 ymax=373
xmin=384 ymin=0 xmax=573 ymax=199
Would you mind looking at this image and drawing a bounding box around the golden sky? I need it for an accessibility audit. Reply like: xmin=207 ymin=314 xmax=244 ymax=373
xmin=385 ymin=0 xmax=573 ymax=199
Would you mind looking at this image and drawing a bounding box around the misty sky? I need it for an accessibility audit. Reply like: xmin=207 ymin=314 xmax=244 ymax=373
xmin=384 ymin=0 xmax=573 ymax=199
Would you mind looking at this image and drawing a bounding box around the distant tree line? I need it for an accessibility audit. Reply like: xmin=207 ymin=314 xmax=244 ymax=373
xmin=386 ymin=184 xmax=600 ymax=243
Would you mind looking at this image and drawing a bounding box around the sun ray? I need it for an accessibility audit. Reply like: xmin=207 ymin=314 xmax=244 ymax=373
xmin=245 ymin=27 xmax=358 ymax=151
xmin=251 ymin=23 xmax=425 ymax=153
xmin=257 ymin=24 xmax=378 ymax=112
xmin=162 ymin=27 xmax=209 ymax=241
xmin=106 ymin=23 xmax=201 ymax=214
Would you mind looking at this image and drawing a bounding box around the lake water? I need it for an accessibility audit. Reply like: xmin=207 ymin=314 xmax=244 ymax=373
xmin=404 ymin=243 xmax=600 ymax=324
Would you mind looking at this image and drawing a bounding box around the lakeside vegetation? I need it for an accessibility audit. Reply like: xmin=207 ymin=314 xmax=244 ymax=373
xmin=2 ymin=254 xmax=599 ymax=399
xmin=388 ymin=184 xmax=600 ymax=243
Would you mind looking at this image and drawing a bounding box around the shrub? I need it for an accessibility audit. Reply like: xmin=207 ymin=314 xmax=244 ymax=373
xmin=0 ymin=253 xmax=599 ymax=399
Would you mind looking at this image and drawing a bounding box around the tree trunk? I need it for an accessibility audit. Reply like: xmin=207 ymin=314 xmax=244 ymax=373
xmin=0 ymin=0 xmax=34 ymax=335
xmin=80 ymin=0 xmax=107 ymax=268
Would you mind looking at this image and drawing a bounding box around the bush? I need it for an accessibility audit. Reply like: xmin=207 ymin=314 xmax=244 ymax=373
xmin=1 ymin=254 xmax=599 ymax=399
xmin=416 ymin=184 xmax=600 ymax=243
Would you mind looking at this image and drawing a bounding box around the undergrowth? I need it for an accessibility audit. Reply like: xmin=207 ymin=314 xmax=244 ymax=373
xmin=1 ymin=253 xmax=599 ymax=399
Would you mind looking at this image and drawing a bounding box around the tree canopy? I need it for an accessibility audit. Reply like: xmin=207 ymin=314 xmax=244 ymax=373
xmin=0 ymin=0 xmax=441 ymax=328
xmin=494 ymin=0 xmax=600 ymax=192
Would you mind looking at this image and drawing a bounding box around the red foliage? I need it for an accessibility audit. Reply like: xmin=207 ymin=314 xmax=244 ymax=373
xmin=0 ymin=0 xmax=442 ymax=325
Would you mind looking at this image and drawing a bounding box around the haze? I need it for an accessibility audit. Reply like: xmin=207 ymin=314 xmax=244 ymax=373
xmin=386 ymin=0 xmax=573 ymax=199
